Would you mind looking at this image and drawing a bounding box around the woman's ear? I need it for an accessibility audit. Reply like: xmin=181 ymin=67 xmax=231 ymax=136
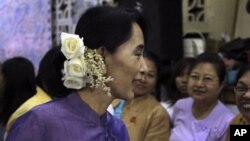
xmin=97 ymin=47 xmax=107 ymax=59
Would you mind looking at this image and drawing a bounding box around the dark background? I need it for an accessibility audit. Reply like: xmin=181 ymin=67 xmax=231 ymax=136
xmin=118 ymin=0 xmax=183 ymax=63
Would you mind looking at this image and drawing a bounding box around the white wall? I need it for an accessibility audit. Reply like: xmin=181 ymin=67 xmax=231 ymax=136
xmin=234 ymin=0 xmax=250 ymax=38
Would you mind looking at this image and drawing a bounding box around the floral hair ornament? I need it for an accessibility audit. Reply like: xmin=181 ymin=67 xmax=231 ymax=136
xmin=60 ymin=32 xmax=113 ymax=97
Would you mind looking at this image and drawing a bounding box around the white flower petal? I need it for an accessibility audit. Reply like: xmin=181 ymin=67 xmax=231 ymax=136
xmin=60 ymin=32 xmax=84 ymax=59
xmin=67 ymin=57 xmax=87 ymax=77
xmin=63 ymin=76 xmax=84 ymax=89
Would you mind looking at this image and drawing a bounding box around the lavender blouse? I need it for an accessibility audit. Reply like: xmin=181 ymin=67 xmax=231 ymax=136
xmin=170 ymin=98 xmax=234 ymax=141
xmin=6 ymin=93 xmax=129 ymax=141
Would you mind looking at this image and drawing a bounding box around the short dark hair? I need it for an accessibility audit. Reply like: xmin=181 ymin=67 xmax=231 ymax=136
xmin=235 ymin=63 xmax=250 ymax=84
xmin=36 ymin=47 xmax=73 ymax=98
xmin=191 ymin=52 xmax=226 ymax=84
xmin=167 ymin=57 xmax=195 ymax=105
xmin=75 ymin=5 xmax=147 ymax=53
xmin=219 ymin=38 xmax=250 ymax=63
xmin=143 ymin=50 xmax=161 ymax=100
xmin=0 ymin=57 xmax=36 ymax=125
xmin=143 ymin=50 xmax=160 ymax=77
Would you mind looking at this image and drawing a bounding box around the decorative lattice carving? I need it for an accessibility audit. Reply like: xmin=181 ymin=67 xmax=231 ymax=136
xmin=188 ymin=0 xmax=205 ymax=22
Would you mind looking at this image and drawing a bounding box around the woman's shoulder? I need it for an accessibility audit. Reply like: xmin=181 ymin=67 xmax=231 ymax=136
xmin=127 ymin=95 xmax=163 ymax=111
xmin=145 ymin=95 xmax=164 ymax=106
xmin=19 ymin=97 xmax=67 ymax=121
xmin=204 ymin=101 xmax=235 ymax=129
xmin=139 ymin=95 xmax=168 ymax=114
xmin=211 ymin=101 xmax=235 ymax=125
xmin=123 ymin=96 xmax=163 ymax=118
xmin=230 ymin=114 xmax=249 ymax=125
xmin=216 ymin=101 xmax=235 ymax=118
xmin=174 ymin=97 xmax=193 ymax=108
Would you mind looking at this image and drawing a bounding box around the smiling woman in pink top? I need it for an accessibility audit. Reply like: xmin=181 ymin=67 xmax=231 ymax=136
xmin=170 ymin=53 xmax=234 ymax=141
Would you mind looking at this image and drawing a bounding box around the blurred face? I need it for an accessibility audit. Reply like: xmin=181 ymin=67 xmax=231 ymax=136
xmin=132 ymin=58 xmax=157 ymax=97
xmin=175 ymin=67 xmax=189 ymax=96
xmin=106 ymin=23 xmax=145 ymax=100
xmin=188 ymin=63 xmax=222 ymax=103
xmin=234 ymin=71 xmax=250 ymax=121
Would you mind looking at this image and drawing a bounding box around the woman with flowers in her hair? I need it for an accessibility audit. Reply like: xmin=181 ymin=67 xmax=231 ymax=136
xmin=6 ymin=5 xmax=147 ymax=141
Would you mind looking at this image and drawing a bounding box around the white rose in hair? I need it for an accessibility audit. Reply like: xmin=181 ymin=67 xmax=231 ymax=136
xmin=63 ymin=76 xmax=86 ymax=89
xmin=61 ymin=32 xmax=85 ymax=59
xmin=65 ymin=57 xmax=87 ymax=77
xmin=60 ymin=32 xmax=113 ymax=95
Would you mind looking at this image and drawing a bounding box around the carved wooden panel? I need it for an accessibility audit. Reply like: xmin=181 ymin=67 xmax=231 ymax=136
xmin=188 ymin=0 xmax=205 ymax=22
